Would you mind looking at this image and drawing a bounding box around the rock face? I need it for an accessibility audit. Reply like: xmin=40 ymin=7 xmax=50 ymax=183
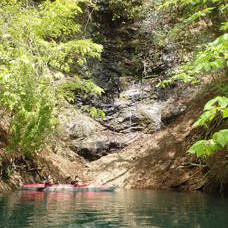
xmin=62 ymin=4 xmax=187 ymax=161
xmin=84 ymin=78 xmax=228 ymax=192
xmin=70 ymin=133 xmax=131 ymax=160
xmin=100 ymin=86 xmax=186 ymax=135
xmin=85 ymin=91 xmax=210 ymax=190
xmin=100 ymin=84 xmax=162 ymax=133
xmin=0 ymin=79 xmax=225 ymax=193
xmin=161 ymin=98 xmax=186 ymax=125
xmin=0 ymin=1 xmax=226 ymax=194
xmin=65 ymin=78 xmax=187 ymax=161
xmin=58 ymin=104 xmax=140 ymax=161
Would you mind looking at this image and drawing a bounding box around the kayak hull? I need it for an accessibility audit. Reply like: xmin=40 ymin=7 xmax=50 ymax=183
xmin=22 ymin=184 xmax=46 ymax=191
xmin=44 ymin=185 xmax=116 ymax=192
xmin=21 ymin=184 xmax=116 ymax=192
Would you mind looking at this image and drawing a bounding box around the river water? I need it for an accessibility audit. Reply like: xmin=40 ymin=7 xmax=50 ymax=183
xmin=0 ymin=190 xmax=228 ymax=228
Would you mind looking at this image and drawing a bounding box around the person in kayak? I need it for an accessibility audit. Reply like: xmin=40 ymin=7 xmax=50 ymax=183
xmin=71 ymin=175 xmax=81 ymax=186
xmin=44 ymin=174 xmax=53 ymax=187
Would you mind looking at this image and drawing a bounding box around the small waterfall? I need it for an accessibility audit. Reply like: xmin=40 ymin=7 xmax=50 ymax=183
xmin=150 ymin=101 xmax=162 ymax=131
xmin=128 ymin=82 xmax=139 ymax=132
xmin=118 ymin=80 xmax=162 ymax=134
xmin=129 ymin=106 xmax=132 ymax=131
xmin=137 ymin=101 xmax=162 ymax=132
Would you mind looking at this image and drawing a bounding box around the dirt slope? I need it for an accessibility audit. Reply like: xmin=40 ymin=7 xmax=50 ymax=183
xmin=0 ymin=78 xmax=226 ymax=192
xmin=86 ymin=85 xmax=218 ymax=191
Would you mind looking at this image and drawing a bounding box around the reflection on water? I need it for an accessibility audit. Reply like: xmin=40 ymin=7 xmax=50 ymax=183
xmin=0 ymin=190 xmax=228 ymax=227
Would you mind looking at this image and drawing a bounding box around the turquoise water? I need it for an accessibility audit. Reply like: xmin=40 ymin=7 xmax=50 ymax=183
xmin=0 ymin=190 xmax=228 ymax=227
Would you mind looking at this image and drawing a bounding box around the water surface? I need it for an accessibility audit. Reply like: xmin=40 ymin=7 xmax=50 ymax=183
xmin=0 ymin=190 xmax=228 ymax=227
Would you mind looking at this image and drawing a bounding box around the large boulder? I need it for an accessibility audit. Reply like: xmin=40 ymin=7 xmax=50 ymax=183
xmin=58 ymin=104 xmax=138 ymax=161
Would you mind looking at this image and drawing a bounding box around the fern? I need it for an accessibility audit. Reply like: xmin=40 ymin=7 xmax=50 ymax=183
xmin=0 ymin=0 xmax=103 ymax=156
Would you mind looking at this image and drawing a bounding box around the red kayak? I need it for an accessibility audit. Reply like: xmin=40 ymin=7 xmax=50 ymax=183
xmin=21 ymin=183 xmax=116 ymax=192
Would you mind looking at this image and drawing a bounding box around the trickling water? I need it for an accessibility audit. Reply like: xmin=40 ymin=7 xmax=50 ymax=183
xmin=136 ymin=102 xmax=162 ymax=131
xmin=119 ymin=81 xmax=162 ymax=133
xmin=148 ymin=101 xmax=162 ymax=131
xmin=123 ymin=82 xmax=140 ymax=133
xmin=129 ymin=107 xmax=132 ymax=131
xmin=121 ymin=83 xmax=141 ymax=101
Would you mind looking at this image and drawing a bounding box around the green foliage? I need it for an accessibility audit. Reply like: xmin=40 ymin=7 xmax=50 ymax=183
xmin=49 ymin=40 xmax=103 ymax=73
xmin=105 ymin=0 xmax=143 ymax=22
xmin=0 ymin=0 xmax=103 ymax=156
xmin=158 ymin=33 xmax=227 ymax=87
xmin=7 ymin=167 xmax=12 ymax=178
xmin=189 ymin=130 xmax=228 ymax=157
xmin=158 ymin=0 xmax=226 ymax=13
xmin=57 ymin=76 xmax=104 ymax=103
xmin=157 ymin=0 xmax=227 ymax=86
xmin=193 ymin=96 xmax=228 ymax=128
xmin=213 ymin=129 xmax=228 ymax=147
xmin=188 ymin=96 xmax=228 ymax=157
xmin=82 ymin=106 xmax=105 ymax=119
xmin=37 ymin=0 xmax=82 ymax=39
xmin=189 ymin=139 xmax=218 ymax=157
xmin=183 ymin=7 xmax=215 ymax=24
xmin=89 ymin=106 xmax=105 ymax=119
xmin=157 ymin=0 xmax=228 ymax=159
xmin=221 ymin=21 xmax=228 ymax=31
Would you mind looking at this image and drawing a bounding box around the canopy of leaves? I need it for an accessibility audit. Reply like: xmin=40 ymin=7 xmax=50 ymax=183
xmin=57 ymin=76 xmax=104 ymax=102
xmin=0 ymin=0 xmax=103 ymax=156
xmin=156 ymin=0 xmax=228 ymax=158
xmin=157 ymin=0 xmax=227 ymax=87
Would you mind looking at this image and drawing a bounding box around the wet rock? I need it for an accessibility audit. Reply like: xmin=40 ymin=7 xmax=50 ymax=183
xmin=56 ymin=4 xmax=187 ymax=161
xmin=59 ymin=106 xmax=101 ymax=140
xmin=93 ymin=82 xmax=162 ymax=134
xmin=59 ymin=103 xmax=139 ymax=161
xmin=161 ymin=99 xmax=186 ymax=125
xmin=70 ymin=133 xmax=134 ymax=161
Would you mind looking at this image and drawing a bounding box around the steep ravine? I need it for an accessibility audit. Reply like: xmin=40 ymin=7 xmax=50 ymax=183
xmin=0 ymin=2 xmax=227 ymax=193
xmin=86 ymin=89 xmax=208 ymax=191
xmin=71 ymin=3 xmax=185 ymax=162
xmin=1 ymin=77 xmax=226 ymax=193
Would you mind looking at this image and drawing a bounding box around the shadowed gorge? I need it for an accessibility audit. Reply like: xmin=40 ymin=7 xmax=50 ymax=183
xmin=0 ymin=0 xmax=227 ymax=198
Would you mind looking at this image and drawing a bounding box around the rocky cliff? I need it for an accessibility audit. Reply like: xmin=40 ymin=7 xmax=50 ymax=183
xmin=0 ymin=1 xmax=227 ymax=193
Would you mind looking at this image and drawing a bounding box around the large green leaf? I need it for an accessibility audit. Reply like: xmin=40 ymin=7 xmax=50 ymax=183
xmin=213 ymin=129 xmax=228 ymax=148
xmin=188 ymin=140 xmax=218 ymax=157
xmin=193 ymin=109 xmax=216 ymax=127
xmin=204 ymin=96 xmax=228 ymax=111
xmin=223 ymin=108 xmax=228 ymax=118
